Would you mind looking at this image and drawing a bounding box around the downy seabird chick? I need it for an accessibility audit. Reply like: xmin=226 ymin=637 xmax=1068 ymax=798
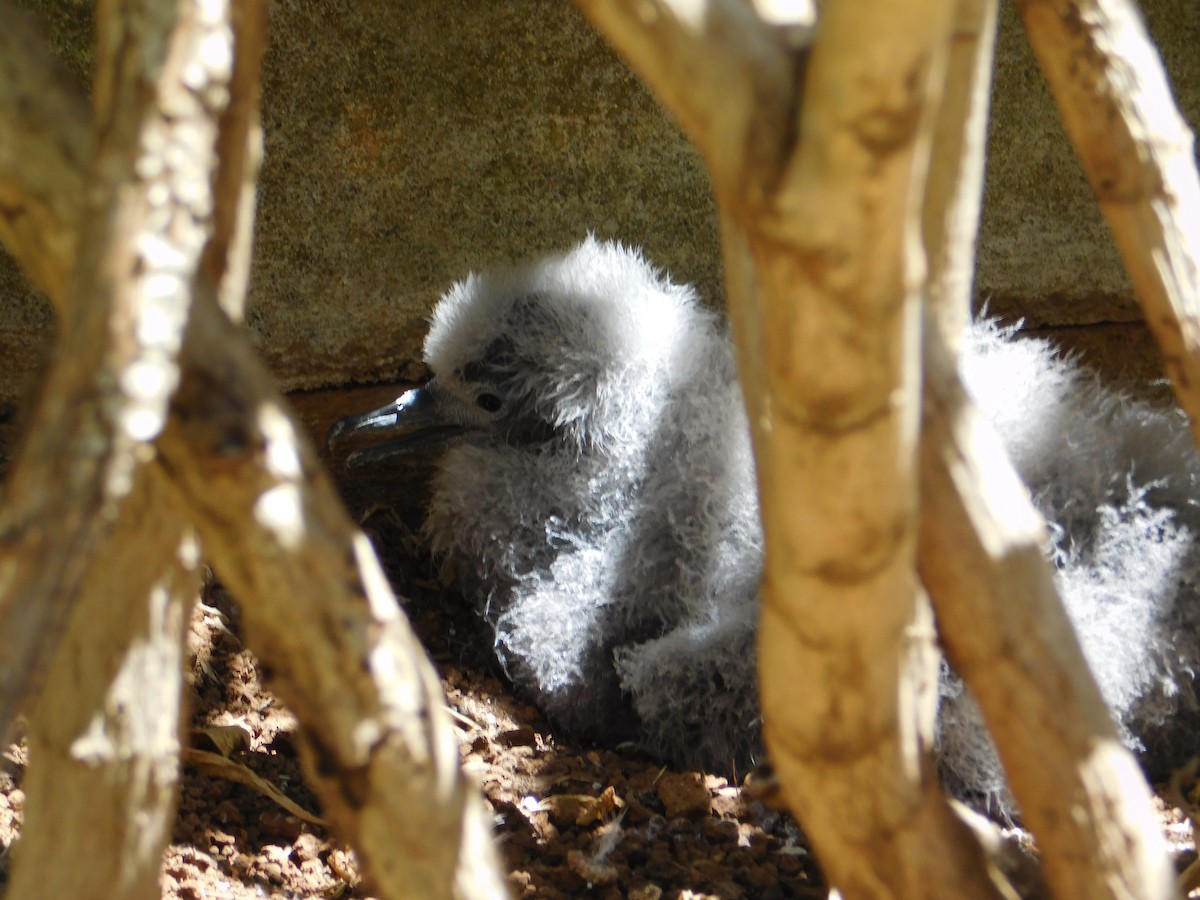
xmin=330 ymin=239 xmax=1200 ymax=818
xmin=939 ymin=321 xmax=1200 ymax=815
xmin=329 ymin=237 xmax=764 ymax=770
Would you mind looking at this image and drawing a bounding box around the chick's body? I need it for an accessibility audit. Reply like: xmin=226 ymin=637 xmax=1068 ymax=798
xmin=421 ymin=238 xmax=764 ymax=767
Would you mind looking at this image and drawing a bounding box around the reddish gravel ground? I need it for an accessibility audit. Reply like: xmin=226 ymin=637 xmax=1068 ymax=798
xmin=1 ymin=364 xmax=1199 ymax=899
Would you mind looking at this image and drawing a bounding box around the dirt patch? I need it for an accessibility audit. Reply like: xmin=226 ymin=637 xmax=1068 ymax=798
xmin=0 ymin=378 xmax=1198 ymax=899
xmin=162 ymin=557 xmax=826 ymax=900
xmin=0 ymin=378 xmax=828 ymax=899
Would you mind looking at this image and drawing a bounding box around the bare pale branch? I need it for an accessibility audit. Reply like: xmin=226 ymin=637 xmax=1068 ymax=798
xmin=0 ymin=4 xmax=506 ymax=895
xmin=0 ymin=0 xmax=227 ymax=746
xmin=0 ymin=0 xmax=234 ymax=894
xmin=155 ymin=290 xmax=508 ymax=899
xmin=917 ymin=2 xmax=1174 ymax=896
xmin=583 ymin=1 xmax=1013 ymax=896
xmin=919 ymin=325 xmax=1175 ymax=899
xmin=921 ymin=0 xmax=998 ymax=351
xmin=572 ymin=0 xmax=796 ymax=203
xmin=1017 ymin=0 xmax=1200 ymax=441
xmin=11 ymin=473 xmax=195 ymax=900
xmin=748 ymin=3 xmax=1011 ymax=895
xmin=202 ymin=0 xmax=267 ymax=320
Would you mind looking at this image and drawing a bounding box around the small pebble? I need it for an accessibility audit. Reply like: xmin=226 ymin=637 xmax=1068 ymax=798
xmin=657 ymin=772 xmax=711 ymax=818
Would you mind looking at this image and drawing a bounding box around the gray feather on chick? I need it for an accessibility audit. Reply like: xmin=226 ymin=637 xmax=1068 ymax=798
xmin=330 ymin=238 xmax=1200 ymax=820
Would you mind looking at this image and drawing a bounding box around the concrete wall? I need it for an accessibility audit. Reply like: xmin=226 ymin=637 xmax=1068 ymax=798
xmin=1 ymin=0 xmax=1196 ymax=409
xmin=248 ymin=0 xmax=718 ymax=391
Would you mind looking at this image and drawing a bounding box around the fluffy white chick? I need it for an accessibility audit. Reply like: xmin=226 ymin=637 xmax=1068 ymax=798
xmin=329 ymin=237 xmax=764 ymax=769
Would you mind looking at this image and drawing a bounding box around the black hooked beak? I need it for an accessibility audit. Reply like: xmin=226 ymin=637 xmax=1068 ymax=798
xmin=326 ymin=386 xmax=467 ymax=469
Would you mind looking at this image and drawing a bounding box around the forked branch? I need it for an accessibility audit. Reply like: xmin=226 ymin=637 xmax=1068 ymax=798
xmin=0 ymin=2 xmax=505 ymax=896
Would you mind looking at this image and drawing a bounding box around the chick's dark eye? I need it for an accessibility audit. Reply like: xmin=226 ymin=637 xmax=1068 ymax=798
xmin=476 ymin=392 xmax=503 ymax=413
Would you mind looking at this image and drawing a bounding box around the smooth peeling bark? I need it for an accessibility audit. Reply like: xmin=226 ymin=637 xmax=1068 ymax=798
xmin=1016 ymin=0 xmax=1200 ymax=443
xmin=577 ymin=1 xmax=1006 ymax=896
xmin=157 ymin=291 xmax=508 ymax=899
xmin=9 ymin=472 xmax=196 ymax=900
xmin=916 ymin=1 xmax=1173 ymax=895
xmin=919 ymin=325 xmax=1175 ymax=900
xmin=0 ymin=0 xmax=240 ymax=895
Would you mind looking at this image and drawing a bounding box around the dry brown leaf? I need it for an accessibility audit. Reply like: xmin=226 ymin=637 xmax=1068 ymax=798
xmin=193 ymin=723 xmax=253 ymax=758
xmin=184 ymin=748 xmax=325 ymax=826
xmin=535 ymin=786 xmax=626 ymax=828
xmin=575 ymin=785 xmax=624 ymax=826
